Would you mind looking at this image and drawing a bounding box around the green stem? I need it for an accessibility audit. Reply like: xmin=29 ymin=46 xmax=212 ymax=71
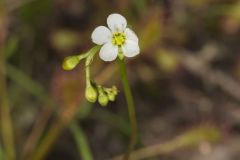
xmin=85 ymin=65 xmax=91 ymax=86
xmin=0 ymin=62 xmax=15 ymax=160
xmin=117 ymin=58 xmax=137 ymax=160
xmin=0 ymin=4 xmax=15 ymax=160
xmin=85 ymin=45 xmax=101 ymax=86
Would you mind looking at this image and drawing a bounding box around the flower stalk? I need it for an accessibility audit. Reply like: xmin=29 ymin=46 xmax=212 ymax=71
xmin=118 ymin=58 xmax=137 ymax=160
xmin=62 ymin=13 xmax=140 ymax=158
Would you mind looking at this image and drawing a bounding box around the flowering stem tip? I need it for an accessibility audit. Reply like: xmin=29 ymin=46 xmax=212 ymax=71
xmin=62 ymin=13 xmax=140 ymax=158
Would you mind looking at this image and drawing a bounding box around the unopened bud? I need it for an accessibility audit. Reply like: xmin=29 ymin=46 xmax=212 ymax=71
xmin=98 ymin=92 xmax=108 ymax=106
xmin=103 ymin=86 xmax=118 ymax=102
xmin=108 ymin=93 xmax=116 ymax=101
xmin=111 ymin=86 xmax=118 ymax=95
xmin=85 ymin=86 xmax=97 ymax=103
xmin=62 ymin=56 xmax=80 ymax=70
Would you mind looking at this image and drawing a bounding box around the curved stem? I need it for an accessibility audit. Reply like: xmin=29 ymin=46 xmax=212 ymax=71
xmin=85 ymin=45 xmax=101 ymax=86
xmin=117 ymin=58 xmax=137 ymax=160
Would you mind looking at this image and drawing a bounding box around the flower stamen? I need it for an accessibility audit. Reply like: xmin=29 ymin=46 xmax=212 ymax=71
xmin=112 ymin=32 xmax=126 ymax=46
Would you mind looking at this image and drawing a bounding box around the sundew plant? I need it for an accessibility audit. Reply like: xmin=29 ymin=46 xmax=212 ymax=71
xmin=62 ymin=13 xmax=140 ymax=159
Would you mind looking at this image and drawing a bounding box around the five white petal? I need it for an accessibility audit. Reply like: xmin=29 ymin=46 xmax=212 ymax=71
xmin=99 ymin=42 xmax=118 ymax=62
xmin=125 ymin=28 xmax=138 ymax=43
xmin=122 ymin=40 xmax=140 ymax=57
xmin=91 ymin=13 xmax=140 ymax=61
xmin=107 ymin=13 xmax=127 ymax=32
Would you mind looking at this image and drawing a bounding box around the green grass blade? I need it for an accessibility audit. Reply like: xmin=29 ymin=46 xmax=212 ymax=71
xmin=69 ymin=122 xmax=93 ymax=160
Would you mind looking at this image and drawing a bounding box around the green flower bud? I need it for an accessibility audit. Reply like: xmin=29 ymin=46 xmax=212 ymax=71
xmin=107 ymin=93 xmax=116 ymax=102
xmin=111 ymin=86 xmax=118 ymax=95
xmin=98 ymin=92 xmax=109 ymax=106
xmin=62 ymin=55 xmax=80 ymax=70
xmin=103 ymin=86 xmax=118 ymax=102
xmin=85 ymin=86 xmax=97 ymax=103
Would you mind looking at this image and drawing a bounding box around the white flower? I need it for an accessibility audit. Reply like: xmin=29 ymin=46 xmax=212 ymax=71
xmin=91 ymin=13 xmax=140 ymax=61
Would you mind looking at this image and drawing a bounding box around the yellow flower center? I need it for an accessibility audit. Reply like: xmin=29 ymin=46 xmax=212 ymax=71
xmin=112 ymin=32 xmax=126 ymax=46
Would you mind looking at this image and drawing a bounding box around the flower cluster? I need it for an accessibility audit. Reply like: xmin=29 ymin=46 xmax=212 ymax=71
xmin=62 ymin=13 xmax=139 ymax=106
xmin=85 ymin=84 xmax=118 ymax=106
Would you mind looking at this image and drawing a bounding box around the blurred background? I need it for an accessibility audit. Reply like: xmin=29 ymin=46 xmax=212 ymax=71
xmin=1 ymin=0 xmax=240 ymax=159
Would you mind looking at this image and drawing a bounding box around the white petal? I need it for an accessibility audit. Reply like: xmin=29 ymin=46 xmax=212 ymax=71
xmin=91 ymin=26 xmax=111 ymax=45
xmin=99 ymin=42 xmax=118 ymax=61
xmin=125 ymin=28 xmax=138 ymax=43
xmin=107 ymin=13 xmax=127 ymax=32
xmin=122 ymin=40 xmax=140 ymax=57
